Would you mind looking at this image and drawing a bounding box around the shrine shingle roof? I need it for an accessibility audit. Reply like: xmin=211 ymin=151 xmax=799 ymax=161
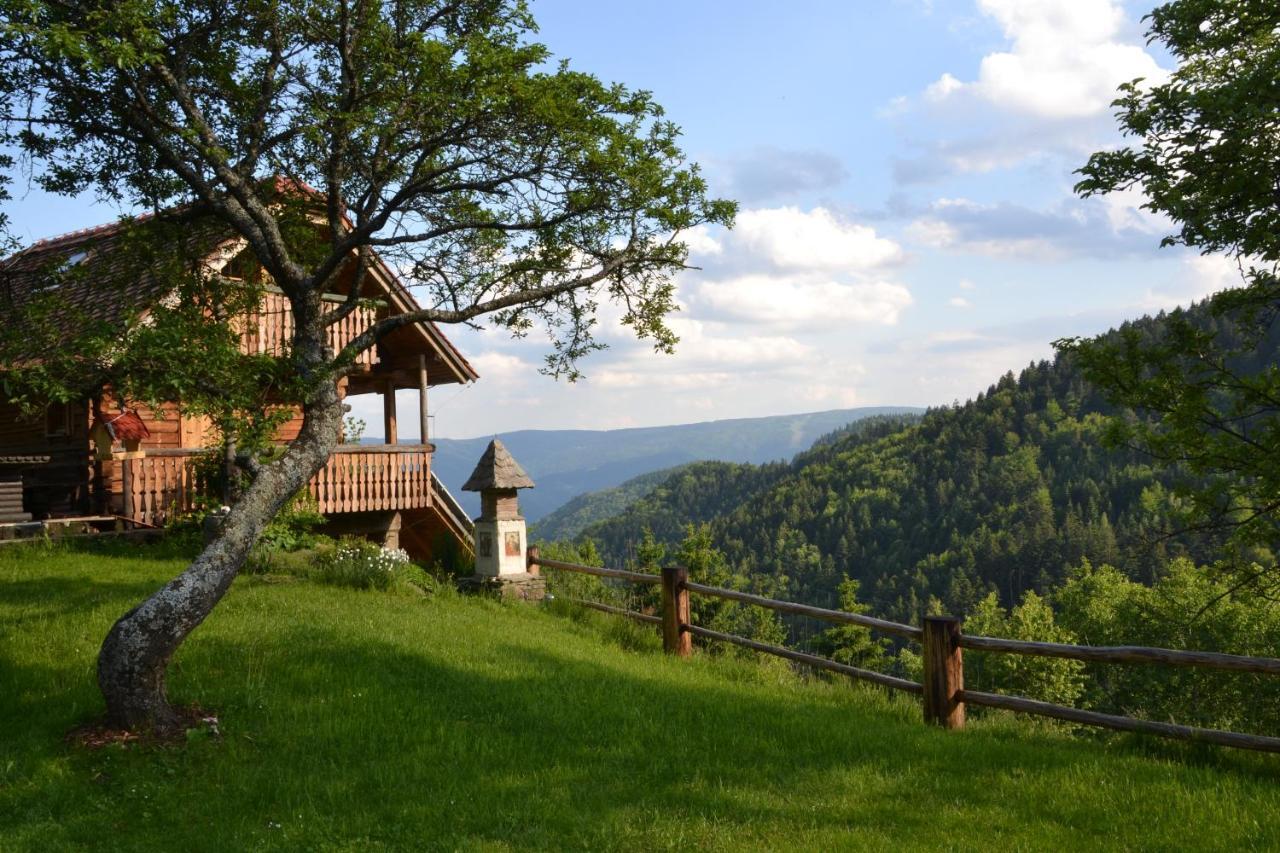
xmin=461 ymin=439 xmax=535 ymax=491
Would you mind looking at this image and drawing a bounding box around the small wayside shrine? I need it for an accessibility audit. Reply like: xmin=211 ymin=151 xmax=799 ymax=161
xmin=461 ymin=439 xmax=544 ymax=599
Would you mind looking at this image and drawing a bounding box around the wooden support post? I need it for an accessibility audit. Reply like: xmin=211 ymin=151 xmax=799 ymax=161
xmin=661 ymin=565 xmax=692 ymax=658
xmin=418 ymin=354 xmax=429 ymax=444
xmin=527 ymin=544 xmax=540 ymax=577
xmin=121 ymin=458 xmax=134 ymax=521
xmin=922 ymin=615 xmax=965 ymax=729
xmin=383 ymin=379 xmax=398 ymax=445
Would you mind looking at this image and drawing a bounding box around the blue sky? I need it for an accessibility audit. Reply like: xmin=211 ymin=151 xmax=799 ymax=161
xmin=3 ymin=1 xmax=1236 ymax=439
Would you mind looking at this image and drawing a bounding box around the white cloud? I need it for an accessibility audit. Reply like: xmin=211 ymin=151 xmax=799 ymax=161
xmin=1136 ymin=253 xmax=1247 ymax=312
xmin=925 ymin=72 xmax=964 ymax=102
xmin=679 ymin=225 xmax=723 ymax=257
xmin=695 ymin=275 xmax=912 ymax=327
xmin=928 ymin=0 xmax=1168 ymax=120
xmin=1098 ymin=185 xmax=1169 ymax=235
xmin=949 ymin=296 xmax=972 ymax=308
xmin=958 ymin=279 xmax=976 ymax=290
xmin=592 ymin=369 xmax=734 ymax=391
xmin=710 ymin=147 xmax=850 ymax=203
xmin=903 ymin=194 xmax=1173 ymax=260
xmin=731 ymin=207 xmax=903 ymax=271
xmin=468 ymin=351 xmax=536 ymax=385
xmin=667 ymin=317 xmax=815 ymax=365
xmin=680 ymin=204 xmax=915 ymax=330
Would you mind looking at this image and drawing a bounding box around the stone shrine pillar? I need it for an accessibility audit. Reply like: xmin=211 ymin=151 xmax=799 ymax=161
xmin=461 ymin=439 xmax=544 ymax=600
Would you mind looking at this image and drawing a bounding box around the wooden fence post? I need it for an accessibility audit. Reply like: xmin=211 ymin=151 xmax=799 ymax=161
xmin=661 ymin=565 xmax=692 ymax=657
xmin=922 ymin=615 xmax=965 ymax=729
xmin=526 ymin=545 xmax=540 ymax=577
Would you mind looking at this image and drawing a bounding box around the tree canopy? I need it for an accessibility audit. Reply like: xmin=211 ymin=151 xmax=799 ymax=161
xmin=1060 ymin=0 xmax=1280 ymax=577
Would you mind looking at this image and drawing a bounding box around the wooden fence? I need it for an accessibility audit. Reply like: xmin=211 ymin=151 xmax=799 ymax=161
xmin=529 ymin=548 xmax=1280 ymax=755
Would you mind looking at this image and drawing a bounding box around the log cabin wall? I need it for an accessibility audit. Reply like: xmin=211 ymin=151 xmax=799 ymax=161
xmin=0 ymin=397 xmax=92 ymax=518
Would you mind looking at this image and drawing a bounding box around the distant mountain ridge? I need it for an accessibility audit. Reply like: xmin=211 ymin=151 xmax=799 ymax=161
xmin=429 ymin=407 xmax=923 ymax=521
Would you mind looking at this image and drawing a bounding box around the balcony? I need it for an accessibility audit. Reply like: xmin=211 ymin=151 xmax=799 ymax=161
xmin=237 ymin=290 xmax=380 ymax=369
xmin=118 ymin=444 xmax=433 ymax=526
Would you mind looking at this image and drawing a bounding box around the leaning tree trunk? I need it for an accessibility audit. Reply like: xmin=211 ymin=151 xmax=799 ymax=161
xmin=96 ymin=381 xmax=344 ymax=735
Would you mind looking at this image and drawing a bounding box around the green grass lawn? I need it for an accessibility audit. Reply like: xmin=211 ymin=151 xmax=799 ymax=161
xmin=3 ymin=541 xmax=1280 ymax=852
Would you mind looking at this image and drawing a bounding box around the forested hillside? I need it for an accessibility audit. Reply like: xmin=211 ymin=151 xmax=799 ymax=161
xmin=533 ymin=466 xmax=689 ymax=541
xmin=574 ymin=305 xmax=1280 ymax=625
xmin=533 ymin=416 xmax=925 ymax=541
xmin=431 ymin=406 xmax=920 ymax=521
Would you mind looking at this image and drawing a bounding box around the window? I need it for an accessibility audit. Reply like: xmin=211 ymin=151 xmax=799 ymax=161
xmin=45 ymin=402 xmax=73 ymax=438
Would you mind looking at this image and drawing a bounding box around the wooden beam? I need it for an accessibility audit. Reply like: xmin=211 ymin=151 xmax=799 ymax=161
xmin=382 ymin=379 xmax=397 ymax=445
xmin=418 ymin=355 xmax=429 ymax=444
xmin=959 ymin=634 xmax=1280 ymax=675
xmin=684 ymin=580 xmax=922 ymax=640
xmin=960 ymin=689 xmax=1280 ymax=754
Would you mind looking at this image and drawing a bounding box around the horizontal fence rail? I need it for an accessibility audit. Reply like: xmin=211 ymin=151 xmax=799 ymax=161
xmin=535 ymin=556 xmax=663 ymax=586
xmin=686 ymin=624 xmax=923 ymax=695
xmin=959 ymin=690 xmax=1280 ymax=754
xmin=684 ymin=580 xmax=922 ymax=641
xmin=959 ymin=634 xmax=1280 ymax=676
xmin=533 ymin=549 xmax=923 ymax=696
xmin=566 ymin=597 xmax=663 ymax=626
xmin=530 ymin=548 xmax=1280 ymax=756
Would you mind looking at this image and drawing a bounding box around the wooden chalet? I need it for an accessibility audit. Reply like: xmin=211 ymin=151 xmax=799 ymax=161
xmin=0 ymin=209 xmax=477 ymax=562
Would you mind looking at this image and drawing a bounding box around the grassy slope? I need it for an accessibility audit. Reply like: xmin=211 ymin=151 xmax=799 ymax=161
xmin=3 ymin=543 xmax=1280 ymax=851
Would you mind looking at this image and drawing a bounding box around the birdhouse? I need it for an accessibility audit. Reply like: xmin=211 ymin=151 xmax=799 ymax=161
xmin=462 ymin=439 xmax=534 ymax=577
xmin=90 ymin=406 xmax=150 ymax=461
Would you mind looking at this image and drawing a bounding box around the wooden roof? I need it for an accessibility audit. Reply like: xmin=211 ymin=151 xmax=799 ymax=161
xmin=0 ymin=200 xmax=478 ymax=385
xmin=461 ymin=439 xmax=535 ymax=491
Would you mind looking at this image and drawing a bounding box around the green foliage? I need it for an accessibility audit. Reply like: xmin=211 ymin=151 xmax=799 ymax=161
xmin=810 ymin=577 xmax=889 ymax=671
xmin=533 ymin=465 xmax=687 ymax=542
xmin=341 ymin=416 xmax=367 ymax=445
xmin=256 ymin=492 xmax=328 ymax=553
xmin=1056 ymin=558 xmax=1280 ymax=733
xmin=536 ymin=537 xmax=623 ymax=610
xmin=963 ymin=592 xmax=1086 ymax=708
xmin=675 ymin=523 xmax=786 ymax=654
xmin=0 ymin=0 xmax=734 ymax=385
xmin=634 ymin=527 xmax=666 ymax=571
xmin=1063 ymin=0 xmax=1280 ymax=572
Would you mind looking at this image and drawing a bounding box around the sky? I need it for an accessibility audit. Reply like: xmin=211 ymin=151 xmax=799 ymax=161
xmin=2 ymin=1 xmax=1235 ymax=440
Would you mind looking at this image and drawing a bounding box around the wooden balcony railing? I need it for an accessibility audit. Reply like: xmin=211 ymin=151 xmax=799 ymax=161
xmin=119 ymin=444 xmax=431 ymax=526
xmin=309 ymin=445 xmax=431 ymax=514
xmin=238 ymin=291 xmax=378 ymax=367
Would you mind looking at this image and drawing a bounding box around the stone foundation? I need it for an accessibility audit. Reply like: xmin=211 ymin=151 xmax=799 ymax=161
xmin=458 ymin=571 xmax=546 ymax=602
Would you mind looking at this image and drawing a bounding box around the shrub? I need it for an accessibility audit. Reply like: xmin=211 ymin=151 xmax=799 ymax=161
xmin=314 ymin=539 xmax=411 ymax=591
xmin=258 ymin=492 xmax=328 ymax=552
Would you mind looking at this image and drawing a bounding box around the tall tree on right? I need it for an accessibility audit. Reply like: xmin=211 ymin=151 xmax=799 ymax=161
xmin=1057 ymin=1 xmax=1280 ymax=581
